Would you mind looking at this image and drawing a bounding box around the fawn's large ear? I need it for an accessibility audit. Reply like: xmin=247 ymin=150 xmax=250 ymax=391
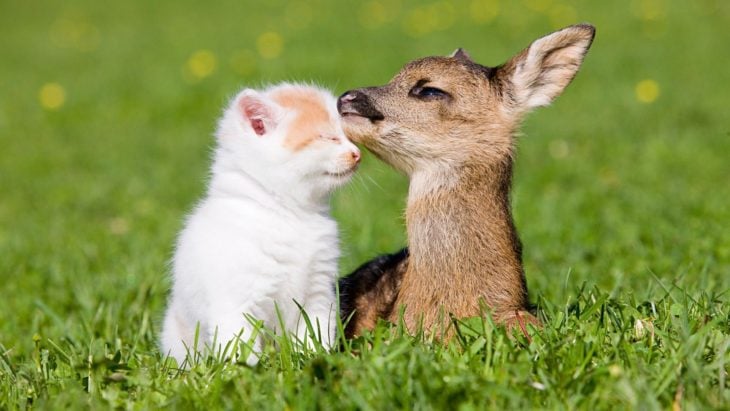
xmin=502 ymin=24 xmax=595 ymax=111
xmin=236 ymin=90 xmax=278 ymax=136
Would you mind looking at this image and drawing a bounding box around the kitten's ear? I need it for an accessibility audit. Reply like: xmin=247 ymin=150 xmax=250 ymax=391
xmin=500 ymin=24 xmax=595 ymax=112
xmin=236 ymin=90 xmax=277 ymax=137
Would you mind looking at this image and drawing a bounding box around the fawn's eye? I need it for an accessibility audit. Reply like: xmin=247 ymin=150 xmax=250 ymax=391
xmin=409 ymin=84 xmax=450 ymax=100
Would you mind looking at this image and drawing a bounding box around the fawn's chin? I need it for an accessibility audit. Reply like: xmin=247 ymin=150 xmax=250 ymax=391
xmin=368 ymin=147 xmax=413 ymax=175
xmin=341 ymin=115 xmax=377 ymax=144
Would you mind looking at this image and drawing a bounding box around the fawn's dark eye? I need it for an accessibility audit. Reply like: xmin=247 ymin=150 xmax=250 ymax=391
xmin=409 ymin=84 xmax=449 ymax=100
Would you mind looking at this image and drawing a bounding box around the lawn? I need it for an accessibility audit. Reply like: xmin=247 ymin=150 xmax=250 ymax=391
xmin=1 ymin=0 xmax=729 ymax=409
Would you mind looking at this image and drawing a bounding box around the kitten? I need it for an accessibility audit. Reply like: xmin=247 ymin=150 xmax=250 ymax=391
xmin=161 ymin=83 xmax=360 ymax=365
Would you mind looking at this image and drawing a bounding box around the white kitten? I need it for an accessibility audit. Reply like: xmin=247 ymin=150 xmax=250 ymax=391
xmin=161 ymin=83 xmax=360 ymax=365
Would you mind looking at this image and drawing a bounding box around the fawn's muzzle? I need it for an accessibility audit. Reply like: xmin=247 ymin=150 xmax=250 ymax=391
xmin=337 ymin=90 xmax=384 ymax=121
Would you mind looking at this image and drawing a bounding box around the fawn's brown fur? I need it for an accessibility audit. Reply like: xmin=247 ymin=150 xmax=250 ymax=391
xmin=338 ymin=24 xmax=596 ymax=338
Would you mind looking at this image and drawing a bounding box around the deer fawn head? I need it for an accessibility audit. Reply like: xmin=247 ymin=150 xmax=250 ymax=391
xmin=338 ymin=24 xmax=595 ymax=175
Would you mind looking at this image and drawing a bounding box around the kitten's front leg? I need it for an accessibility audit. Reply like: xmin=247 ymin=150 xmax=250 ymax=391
xmin=297 ymin=299 xmax=336 ymax=350
xmin=212 ymin=312 xmax=263 ymax=366
xmin=160 ymin=306 xmax=197 ymax=365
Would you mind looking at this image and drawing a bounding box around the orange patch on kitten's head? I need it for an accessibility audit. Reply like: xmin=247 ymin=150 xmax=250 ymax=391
xmin=271 ymin=88 xmax=334 ymax=151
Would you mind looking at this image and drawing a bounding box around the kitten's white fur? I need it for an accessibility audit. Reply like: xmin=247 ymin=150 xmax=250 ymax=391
xmin=161 ymin=83 xmax=360 ymax=366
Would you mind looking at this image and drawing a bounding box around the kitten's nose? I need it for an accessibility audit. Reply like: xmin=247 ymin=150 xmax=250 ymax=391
xmin=351 ymin=149 xmax=361 ymax=164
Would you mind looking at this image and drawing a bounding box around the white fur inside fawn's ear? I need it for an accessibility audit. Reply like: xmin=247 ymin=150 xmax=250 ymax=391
xmin=237 ymin=90 xmax=276 ymax=136
xmin=507 ymin=23 xmax=595 ymax=110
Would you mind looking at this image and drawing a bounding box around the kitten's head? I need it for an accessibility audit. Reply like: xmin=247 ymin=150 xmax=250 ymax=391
xmin=216 ymin=83 xmax=360 ymax=202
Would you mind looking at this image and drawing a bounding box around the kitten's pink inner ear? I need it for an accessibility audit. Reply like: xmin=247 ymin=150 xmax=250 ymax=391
xmin=251 ymin=118 xmax=265 ymax=136
xmin=238 ymin=95 xmax=272 ymax=136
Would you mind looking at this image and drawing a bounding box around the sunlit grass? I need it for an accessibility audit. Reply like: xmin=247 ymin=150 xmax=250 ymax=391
xmin=1 ymin=0 xmax=729 ymax=409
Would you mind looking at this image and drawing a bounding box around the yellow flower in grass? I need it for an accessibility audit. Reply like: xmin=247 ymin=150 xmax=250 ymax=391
xmin=631 ymin=0 xmax=666 ymax=21
xmin=285 ymin=2 xmax=313 ymax=30
xmin=186 ymin=50 xmax=217 ymax=81
xmin=359 ymin=1 xmax=388 ymax=29
xmin=470 ymin=0 xmax=500 ymax=24
xmin=108 ymin=217 xmax=130 ymax=236
xmin=635 ymin=79 xmax=660 ymax=103
xmin=257 ymin=32 xmax=284 ymax=60
xmin=39 ymin=83 xmax=66 ymax=110
xmin=402 ymin=2 xmax=455 ymax=38
xmin=49 ymin=16 xmax=101 ymax=52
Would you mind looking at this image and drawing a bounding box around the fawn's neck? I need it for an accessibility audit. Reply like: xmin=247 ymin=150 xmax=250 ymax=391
xmin=404 ymin=159 xmax=528 ymax=314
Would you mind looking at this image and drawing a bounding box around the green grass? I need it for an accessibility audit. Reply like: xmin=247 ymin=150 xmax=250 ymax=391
xmin=1 ymin=0 xmax=729 ymax=409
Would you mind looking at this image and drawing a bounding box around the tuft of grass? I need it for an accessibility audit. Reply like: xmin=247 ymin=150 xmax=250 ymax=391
xmin=1 ymin=0 xmax=729 ymax=409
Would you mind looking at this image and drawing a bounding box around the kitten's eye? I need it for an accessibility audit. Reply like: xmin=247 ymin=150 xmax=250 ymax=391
xmin=319 ymin=134 xmax=340 ymax=142
xmin=410 ymin=86 xmax=449 ymax=99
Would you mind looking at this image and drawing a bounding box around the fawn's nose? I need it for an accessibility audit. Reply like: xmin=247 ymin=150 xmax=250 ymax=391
xmin=337 ymin=90 xmax=364 ymax=113
xmin=339 ymin=91 xmax=359 ymax=104
xmin=337 ymin=90 xmax=384 ymax=121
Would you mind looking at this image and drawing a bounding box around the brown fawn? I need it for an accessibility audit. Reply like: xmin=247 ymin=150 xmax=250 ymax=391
xmin=337 ymin=24 xmax=596 ymax=339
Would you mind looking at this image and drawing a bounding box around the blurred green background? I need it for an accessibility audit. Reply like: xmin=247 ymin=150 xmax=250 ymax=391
xmin=1 ymin=0 xmax=729 ymax=406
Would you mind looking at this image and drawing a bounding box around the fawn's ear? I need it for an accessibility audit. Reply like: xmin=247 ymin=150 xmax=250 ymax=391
xmin=501 ymin=24 xmax=595 ymax=111
xmin=449 ymin=48 xmax=474 ymax=63
xmin=236 ymin=90 xmax=278 ymax=136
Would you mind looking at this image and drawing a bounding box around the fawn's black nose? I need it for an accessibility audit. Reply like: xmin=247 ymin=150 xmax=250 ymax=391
xmin=337 ymin=90 xmax=384 ymax=121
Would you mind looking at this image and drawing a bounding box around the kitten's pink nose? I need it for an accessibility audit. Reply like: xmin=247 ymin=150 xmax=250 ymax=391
xmin=351 ymin=149 xmax=361 ymax=164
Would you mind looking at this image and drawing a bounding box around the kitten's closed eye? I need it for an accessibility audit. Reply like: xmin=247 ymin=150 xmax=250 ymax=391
xmin=319 ymin=134 xmax=340 ymax=143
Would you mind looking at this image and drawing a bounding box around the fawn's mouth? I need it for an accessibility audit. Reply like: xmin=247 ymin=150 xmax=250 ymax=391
xmin=339 ymin=107 xmax=381 ymax=123
xmin=339 ymin=110 xmax=365 ymax=118
xmin=340 ymin=111 xmax=384 ymax=123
